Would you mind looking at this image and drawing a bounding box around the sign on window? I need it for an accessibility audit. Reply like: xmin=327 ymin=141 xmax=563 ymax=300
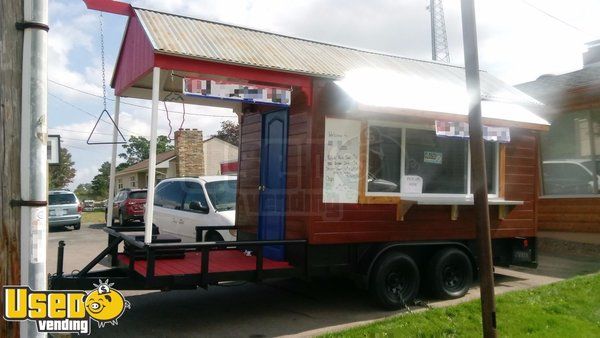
xmin=323 ymin=118 xmax=361 ymax=203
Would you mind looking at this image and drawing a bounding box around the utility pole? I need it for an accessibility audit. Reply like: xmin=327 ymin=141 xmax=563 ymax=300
xmin=429 ymin=0 xmax=450 ymax=63
xmin=0 ymin=0 xmax=24 ymax=337
xmin=20 ymin=0 xmax=50 ymax=337
xmin=460 ymin=0 xmax=497 ymax=337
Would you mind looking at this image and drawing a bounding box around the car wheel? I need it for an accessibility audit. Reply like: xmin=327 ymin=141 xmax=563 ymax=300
xmin=205 ymin=231 xmax=224 ymax=242
xmin=73 ymin=222 xmax=81 ymax=230
xmin=119 ymin=212 xmax=128 ymax=226
xmin=369 ymin=252 xmax=420 ymax=310
xmin=427 ymin=248 xmax=473 ymax=299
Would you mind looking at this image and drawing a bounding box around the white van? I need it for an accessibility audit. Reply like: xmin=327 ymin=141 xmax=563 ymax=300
xmin=152 ymin=176 xmax=237 ymax=242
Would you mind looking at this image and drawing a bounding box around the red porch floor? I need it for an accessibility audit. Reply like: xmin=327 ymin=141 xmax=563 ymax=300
xmin=118 ymin=250 xmax=293 ymax=277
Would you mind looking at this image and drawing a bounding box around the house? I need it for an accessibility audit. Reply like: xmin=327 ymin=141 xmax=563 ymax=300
xmin=517 ymin=40 xmax=600 ymax=233
xmin=114 ymin=129 xmax=238 ymax=189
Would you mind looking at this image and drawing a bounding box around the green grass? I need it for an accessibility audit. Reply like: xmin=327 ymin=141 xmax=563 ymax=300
xmin=322 ymin=273 xmax=600 ymax=337
xmin=81 ymin=211 xmax=105 ymax=225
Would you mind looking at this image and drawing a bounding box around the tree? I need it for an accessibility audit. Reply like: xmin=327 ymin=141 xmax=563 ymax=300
xmin=74 ymin=183 xmax=93 ymax=199
xmin=49 ymin=148 xmax=76 ymax=189
xmin=90 ymin=161 xmax=112 ymax=198
xmin=213 ymin=120 xmax=239 ymax=145
xmin=116 ymin=162 xmax=130 ymax=171
xmin=118 ymin=135 xmax=173 ymax=165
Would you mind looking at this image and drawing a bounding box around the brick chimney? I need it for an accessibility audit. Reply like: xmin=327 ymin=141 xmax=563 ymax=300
xmin=174 ymin=129 xmax=204 ymax=177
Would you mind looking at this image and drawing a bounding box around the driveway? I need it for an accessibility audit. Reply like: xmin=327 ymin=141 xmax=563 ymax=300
xmin=47 ymin=223 xmax=600 ymax=337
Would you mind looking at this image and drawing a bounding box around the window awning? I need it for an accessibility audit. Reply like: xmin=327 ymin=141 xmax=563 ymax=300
xmin=335 ymin=68 xmax=550 ymax=131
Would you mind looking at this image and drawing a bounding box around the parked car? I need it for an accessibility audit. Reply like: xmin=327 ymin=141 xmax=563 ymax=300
xmin=48 ymin=190 xmax=82 ymax=230
xmin=107 ymin=189 xmax=147 ymax=225
xmin=543 ymin=160 xmax=600 ymax=195
xmin=153 ymin=176 xmax=237 ymax=242
xmin=83 ymin=200 xmax=95 ymax=212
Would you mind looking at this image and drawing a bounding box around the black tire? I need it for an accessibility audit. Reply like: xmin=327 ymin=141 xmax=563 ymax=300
xmin=73 ymin=222 xmax=81 ymax=230
xmin=427 ymin=248 xmax=473 ymax=299
xmin=369 ymin=252 xmax=420 ymax=310
xmin=119 ymin=212 xmax=128 ymax=226
xmin=205 ymin=231 xmax=224 ymax=242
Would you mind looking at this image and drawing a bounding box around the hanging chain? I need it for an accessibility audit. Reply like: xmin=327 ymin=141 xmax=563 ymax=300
xmin=99 ymin=12 xmax=108 ymax=111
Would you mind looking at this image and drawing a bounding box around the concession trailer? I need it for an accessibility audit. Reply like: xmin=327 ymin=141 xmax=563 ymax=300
xmin=50 ymin=2 xmax=549 ymax=309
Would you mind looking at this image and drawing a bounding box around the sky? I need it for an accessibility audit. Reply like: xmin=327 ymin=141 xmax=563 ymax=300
xmin=47 ymin=0 xmax=600 ymax=190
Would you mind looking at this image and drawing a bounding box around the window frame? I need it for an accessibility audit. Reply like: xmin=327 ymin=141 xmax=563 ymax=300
xmin=365 ymin=120 xmax=499 ymax=198
xmin=539 ymin=110 xmax=600 ymax=198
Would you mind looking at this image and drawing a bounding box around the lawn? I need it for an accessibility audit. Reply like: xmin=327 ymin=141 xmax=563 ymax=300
xmin=81 ymin=210 xmax=106 ymax=225
xmin=323 ymin=273 xmax=600 ymax=337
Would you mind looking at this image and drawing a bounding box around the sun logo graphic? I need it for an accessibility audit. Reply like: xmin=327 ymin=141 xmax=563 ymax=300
xmin=3 ymin=280 xmax=131 ymax=334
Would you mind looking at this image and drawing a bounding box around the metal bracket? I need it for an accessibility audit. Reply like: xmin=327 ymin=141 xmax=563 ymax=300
xmin=15 ymin=21 xmax=49 ymax=32
xmin=10 ymin=199 xmax=47 ymax=207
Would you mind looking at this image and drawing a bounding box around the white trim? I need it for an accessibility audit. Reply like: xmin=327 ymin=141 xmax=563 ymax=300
xmin=134 ymin=9 xmax=158 ymax=50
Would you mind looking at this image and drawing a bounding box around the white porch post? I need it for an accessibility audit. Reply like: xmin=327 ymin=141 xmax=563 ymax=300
xmin=106 ymin=96 xmax=121 ymax=227
xmin=144 ymin=67 xmax=161 ymax=244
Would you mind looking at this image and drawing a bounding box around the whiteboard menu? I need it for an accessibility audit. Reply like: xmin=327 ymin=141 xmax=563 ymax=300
xmin=322 ymin=118 xmax=361 ymax=203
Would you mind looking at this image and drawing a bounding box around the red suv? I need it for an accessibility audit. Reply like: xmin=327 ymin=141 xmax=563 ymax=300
xmin=106 ymin=189 xmax=147 ymax=225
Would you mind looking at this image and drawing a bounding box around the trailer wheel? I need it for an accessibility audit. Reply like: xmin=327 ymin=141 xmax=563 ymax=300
xmin=369 ymin=252 xmax=420 ymax=310
xmin=205 ymin=230 xmax=224 ymax=242
xmin=427 ymin=248 xmax=473 ymax=299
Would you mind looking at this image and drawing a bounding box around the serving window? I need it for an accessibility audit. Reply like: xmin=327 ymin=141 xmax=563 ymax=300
xmin=367 ymin=123 xmax=498 ymax=197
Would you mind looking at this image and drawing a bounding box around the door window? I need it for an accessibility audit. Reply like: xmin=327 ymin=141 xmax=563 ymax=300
xmin=182 ymin=182 xmax=208 ymax=212
xmin=154 ymin=182 xmax=184 ymax=209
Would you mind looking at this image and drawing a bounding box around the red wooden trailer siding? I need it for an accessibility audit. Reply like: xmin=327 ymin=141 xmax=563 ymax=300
xmin=235 ymin=79 xmax=541 ymax=246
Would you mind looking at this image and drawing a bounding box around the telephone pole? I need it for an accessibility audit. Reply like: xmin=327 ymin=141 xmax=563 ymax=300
xmin=20 ymin=0 xmax=50 ymax=330
xmin=0 ymin=0 xmax=24 ymax=337
xmin=460 ymin=0 xmax=497 ymax=337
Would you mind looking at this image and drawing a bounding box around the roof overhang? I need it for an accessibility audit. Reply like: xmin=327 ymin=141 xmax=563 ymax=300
xmin=335 ymin=69 xmax=549 ymax=131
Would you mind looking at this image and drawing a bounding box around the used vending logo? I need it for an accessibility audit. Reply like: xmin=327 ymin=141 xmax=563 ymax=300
xmin=2 ymin=280 xmax=130 ymax=334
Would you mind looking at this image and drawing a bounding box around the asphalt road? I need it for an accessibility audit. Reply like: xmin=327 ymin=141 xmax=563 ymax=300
xmin=47 ymin=221 xmax=600 ymax=337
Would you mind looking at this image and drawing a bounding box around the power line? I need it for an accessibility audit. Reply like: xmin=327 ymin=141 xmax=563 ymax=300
xmin=49 ymin=127 xmax=114 ymax=136
xmin=521 ymin=0 xmax=593 ymax=36
xmin=48 ymin=92 xmax=136 ymax=137
xmin=48 ymin=79 xmax=237 ymax=118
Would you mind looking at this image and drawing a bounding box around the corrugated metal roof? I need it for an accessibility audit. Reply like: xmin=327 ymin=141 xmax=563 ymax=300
xmin=135 ymin=7 xmax=539 ymax=106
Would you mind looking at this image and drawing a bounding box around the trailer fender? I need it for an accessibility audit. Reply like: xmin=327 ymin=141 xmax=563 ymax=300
xmin=362 ymin=241 xmax=476 ymax=289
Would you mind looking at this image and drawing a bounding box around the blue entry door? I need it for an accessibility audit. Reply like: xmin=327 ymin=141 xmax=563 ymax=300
xmin=258 ymin=109 xmax=288 ymax=261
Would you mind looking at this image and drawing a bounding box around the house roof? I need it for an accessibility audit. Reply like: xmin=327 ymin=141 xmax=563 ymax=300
xmin=116 ymin=150 xmax=176 ymax=175
xmin=516 ymin=66 xmax=600 ymax=101
xmin=134 ymin=7 xmax=538 ymax=107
